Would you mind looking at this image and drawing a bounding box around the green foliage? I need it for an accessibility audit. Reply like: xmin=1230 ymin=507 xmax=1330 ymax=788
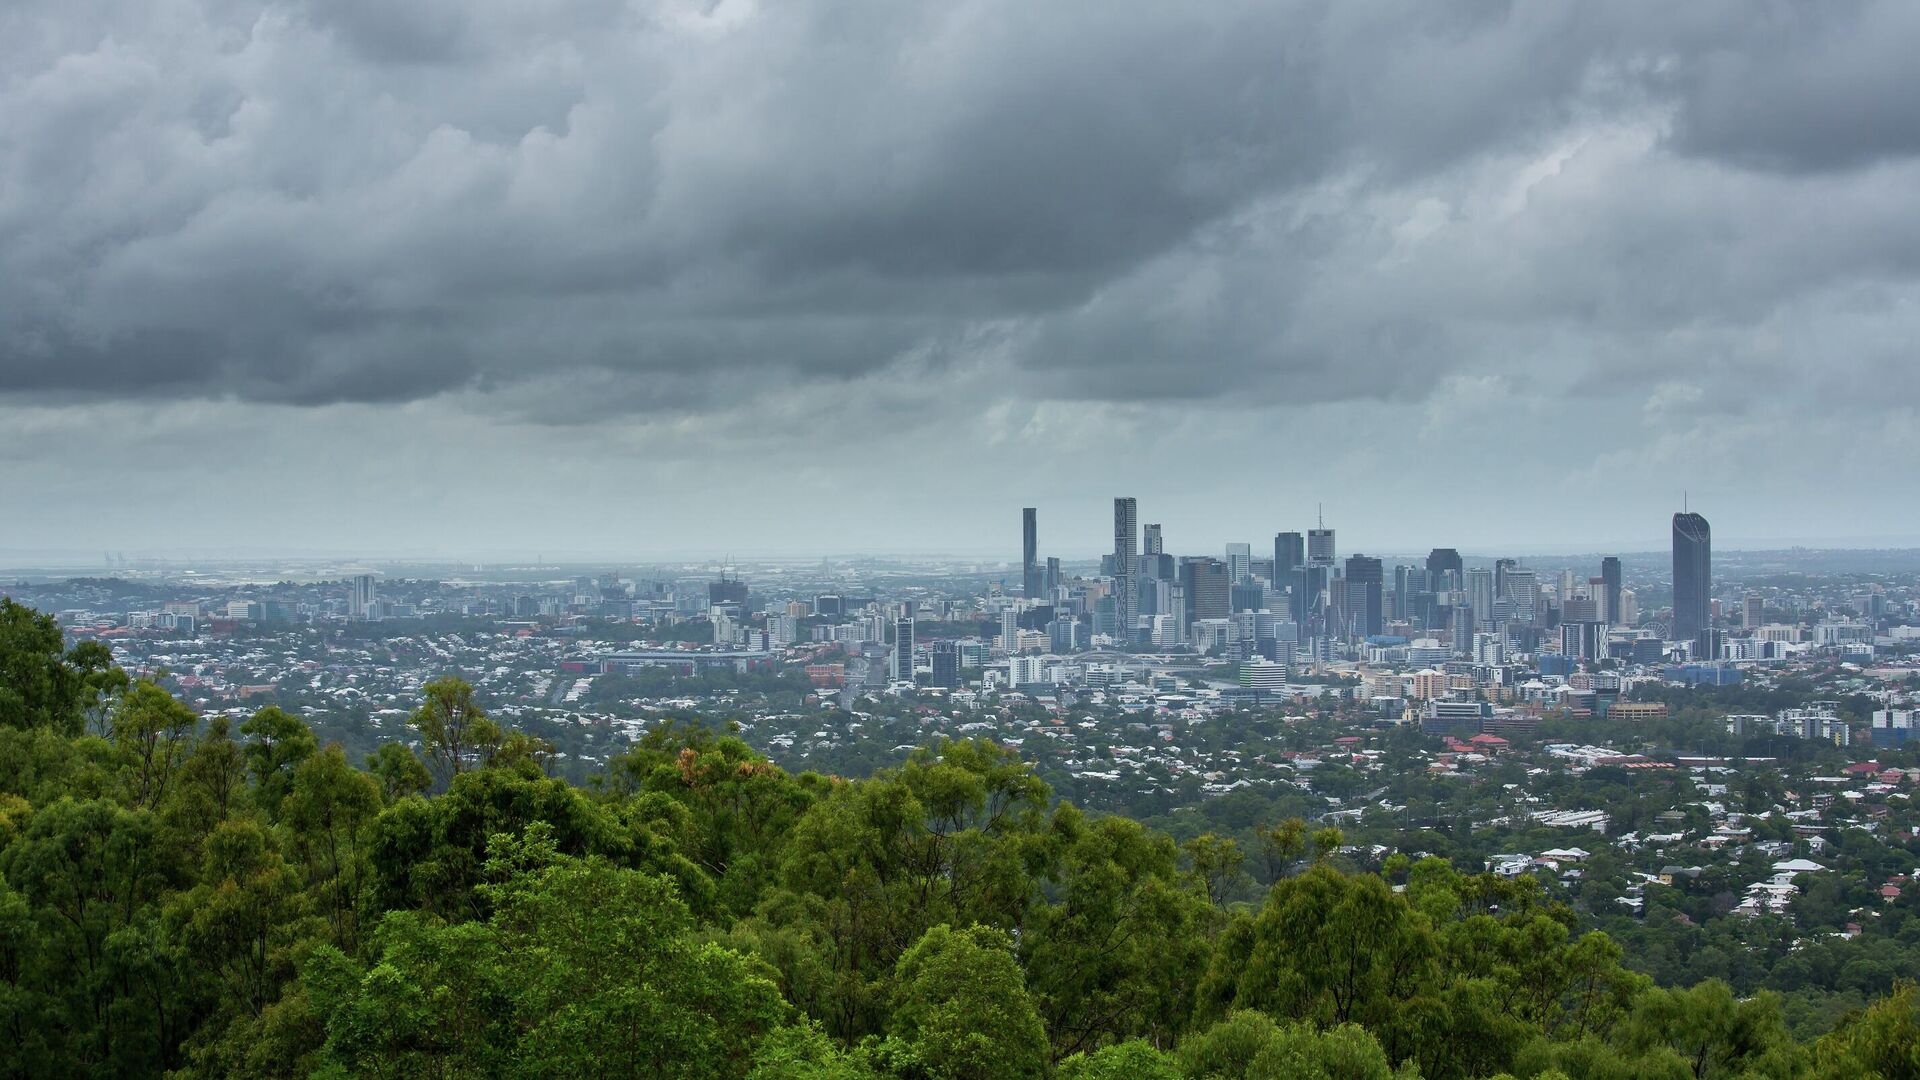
xmin=1056 ymin=1039 xmax=1183 ymax=1080
xmin=409 ymin=675 xmax=503 ymax=785
xmin=1177 ymin=1010 xmax=1406 ymax=1080
xmin=0 ymin=600 xmax=1914 ymax=1080
xmin=890 ymin=923 xmax=1048 ymax=1080
xmin=365 ymin=741 xmax=431 ymax=803
xmin=310 ymin=829 xmax=789 ymax=1079
xmin=1813 ymin=981 xmax=1920 ymax=1079
xmin=0 ymin=599 xmax=90 ymax=736
xmin=240 ymin=705 xmax=317 ymax=818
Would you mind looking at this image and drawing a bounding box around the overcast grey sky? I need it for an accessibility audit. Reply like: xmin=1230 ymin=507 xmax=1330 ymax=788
xmin=5 ymin=1 xmax=1920 ymax=560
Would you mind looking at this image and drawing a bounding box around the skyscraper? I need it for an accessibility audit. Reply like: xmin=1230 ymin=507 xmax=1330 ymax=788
xmin=1225 ymin=543 xmax=1252 ymax=583
xmin=1144 ymin=523 xmax=1164 ymax=556
xmin=1307 ymin=527 xmax=1335 ymax=568
xmin=892 ymin=617 xmax=916 ymax=683
xmin=1276 ymin=531 xmax=1307 ymax=623
xmin=1305 ymin=525 xmax=1335 ymax=633
xmin=1600 ymin=556 xmax=1622 ymax=625
xmin=1493 ymin=558 xmax=1517 ymax=599
xmin=1673 ymin=511 xmax=1712 ymax=653
xmin=1467 ymin=567 xmax=1495 ymax=631
xmin=1021 ymin=508 xmax=1040 ymax=599
xmin=1180 ymin=557 xmax=1230 ymax=629
xmin=1274 ymin=532 xmax=1305 ymax=574
xmin=929 ymin=640 xmax=959 ymax=688
xmin=709 ymin=573 xmax=748 ymax=609
xmin=1504 ymin=569 xmax=1539 ymax=625
xmin=1344 ymin=555 xmax=1384 ymax=637
xmin=348 ymin=574 xmax=377 ymax=620
xmin=1425 ymin=548 xmax=1463 ymax=591
xmin=1113 ymin=497 xmax=1138 ymax=642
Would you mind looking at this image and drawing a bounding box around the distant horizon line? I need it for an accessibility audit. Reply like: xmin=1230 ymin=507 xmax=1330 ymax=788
xmin=9 ymin=536 xmax=1920 ymax=571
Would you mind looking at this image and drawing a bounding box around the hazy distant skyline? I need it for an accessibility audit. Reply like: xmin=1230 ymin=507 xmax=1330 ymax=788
xmin=7 ymin=519 xmax=1920 ymax=569
xmin=6 ymin=2 xmax=1920 ymax=556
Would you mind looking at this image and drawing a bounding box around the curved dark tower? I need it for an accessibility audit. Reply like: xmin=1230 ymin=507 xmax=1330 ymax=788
xmin=1113 ymin=497 xmax=1138 ymax=640
xmin=1021 ymin=508 xmax=1040 ymax=598
xmin=1672 ymin=512 xmax=1711 ymax=654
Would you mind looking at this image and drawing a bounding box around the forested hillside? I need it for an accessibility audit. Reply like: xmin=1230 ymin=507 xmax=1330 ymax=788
xmin=1 ymin=598 xmax=1914 ymax=1079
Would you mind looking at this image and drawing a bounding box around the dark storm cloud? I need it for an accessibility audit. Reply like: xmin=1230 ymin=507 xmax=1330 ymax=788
xmin=2 ymin=0 xmax=1918 ymax=420
xmin=1659 ymin=1 xmax=1920 ymax=172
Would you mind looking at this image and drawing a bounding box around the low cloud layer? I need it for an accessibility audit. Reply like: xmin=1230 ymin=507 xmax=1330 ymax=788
xmin=4 ymin=1 xmax=1919 ymax=555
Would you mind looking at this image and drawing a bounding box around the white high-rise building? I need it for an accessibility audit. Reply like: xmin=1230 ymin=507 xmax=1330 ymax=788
xmin=1226 ymin=543 xmax=1252 ymax=584
xmin=1504 ymin=569 xmax=1539 ymax=625
xmin=1467 ymin=568 xmax=1495 ymax=631
xmin=348 ymin=575 xmax=377 ymax=620
xmin=892 ymin=618 xmax=916 ymax=682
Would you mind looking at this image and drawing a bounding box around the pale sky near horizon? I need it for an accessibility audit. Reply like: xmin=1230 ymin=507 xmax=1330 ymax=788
xmin=6 ymin=2 xmax=1920 ymax=560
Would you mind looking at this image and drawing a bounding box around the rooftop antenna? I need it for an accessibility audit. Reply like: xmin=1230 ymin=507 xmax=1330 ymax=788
xmin=1683 ymin=491 xmax=1689 ymax=513
xmin=1317 ymin=503 xmax=1324 ymax=529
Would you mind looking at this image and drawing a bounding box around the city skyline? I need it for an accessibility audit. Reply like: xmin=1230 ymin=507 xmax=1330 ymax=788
xmin=7 ymin=2 xmax=1920 ymax=1070
xmin=2 ymin=512 xmax=1912 ymax=569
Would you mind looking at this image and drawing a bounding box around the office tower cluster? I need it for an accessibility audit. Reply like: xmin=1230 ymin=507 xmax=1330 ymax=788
xmin=1005 ymin=500 xmax=1738 ymax=673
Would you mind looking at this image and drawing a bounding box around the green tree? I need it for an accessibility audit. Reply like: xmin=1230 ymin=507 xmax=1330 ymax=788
xmin=0 ymin=599 xmax=87 ymax=735
xmin=172 ymin=715 xmax=248 ymax=835
xmin=166 ymin=818 xmax=310 ymax=1021
xmin=1184 ymin=832 xmax=1249 ymax=905
xmin=890 ymin=923 xmax=1049 ymax=1080
xmin=112 ymin=680 xmax=199 ymax=809
xmin=311 ymin=827 xmax=787 ymax=1079
xmin=240 ymin=707 xmax=317 ymax=819
xmin=1024 ymin=808 xmax=1213 ymax=1057
xmin=1619 ymin=980 xmax=1808 ymax=1080
xmin=1057 ymin=1039 xmax=1183 ymax=1080
xmin=409 ymin=676 xmax=503 ymax=784
xmin=365 ymin=742 xmax=431 ymax=803
xmin=281 ymin=745 xmax=382 ymax=951
xmin=1813 ymin=980 xmax=1920 ymax=1079
xmin=0 ymin=797 xmax=183 ymax=1075
xmin=1177 ymin=1010 xmax=1405 ymax=1080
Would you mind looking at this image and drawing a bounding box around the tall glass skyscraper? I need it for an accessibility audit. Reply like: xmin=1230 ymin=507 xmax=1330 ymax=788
xmin=1021 ymin=508 xmax=1040 ymax=599
xmin=1600 ymin=556 xmax=1622 ymax=625
xmin=1113 ymin=497 xmax=1138 ymax=641
xmin=1344 ymin=555 xmax=1384 ymax=637
xmin=1275 ymin=532 xmax=1307 ymax=623
xmin=1672 ymin=512 xmax=1711 ymax=653
xmin=1274 ymin=532 xmax=1304 ymax=573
